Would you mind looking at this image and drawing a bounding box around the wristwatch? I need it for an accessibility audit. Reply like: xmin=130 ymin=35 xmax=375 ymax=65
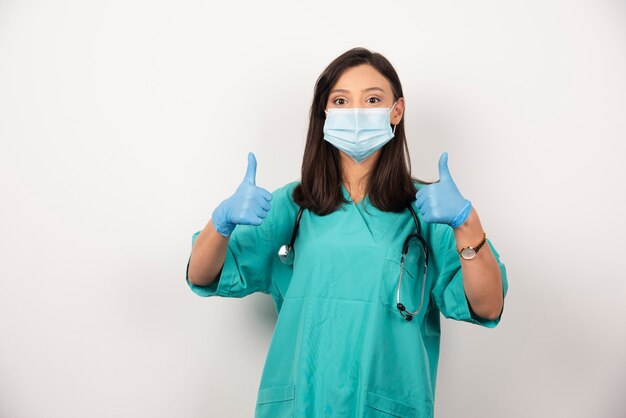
xmin=458 ymin=232 xmax=487 ymax=260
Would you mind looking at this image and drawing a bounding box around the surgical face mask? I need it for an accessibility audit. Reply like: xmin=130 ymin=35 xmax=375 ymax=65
xmin=323 ymin=100 xmax=398 ymax=163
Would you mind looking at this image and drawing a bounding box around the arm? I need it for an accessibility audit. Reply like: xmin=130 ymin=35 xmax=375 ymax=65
xmin=188 ymin=219 xmax=229 ymax=286
xmin=188 ymin=151 xmax=273 ymax=287
xmin=452 ymin=207 xmax=503 ymax=320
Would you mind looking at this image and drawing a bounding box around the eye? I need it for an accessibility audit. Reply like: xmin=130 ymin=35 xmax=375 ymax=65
xmin=367 ymin=97 xmax=381 ymax=104
xmin=332 ymin=98 xmax=347 ymax=105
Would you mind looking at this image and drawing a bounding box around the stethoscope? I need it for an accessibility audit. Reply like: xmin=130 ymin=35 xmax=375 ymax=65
xmin=277 ymin=203 xmax=429 ymax=321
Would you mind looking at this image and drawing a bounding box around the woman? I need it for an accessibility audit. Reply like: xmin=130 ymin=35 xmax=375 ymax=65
xmin=186 ymin=47 xmax=508 ymax=418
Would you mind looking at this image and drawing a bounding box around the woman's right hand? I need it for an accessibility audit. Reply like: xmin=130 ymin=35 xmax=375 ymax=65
xmin=211 ymin=152 xmax=273 ymax=237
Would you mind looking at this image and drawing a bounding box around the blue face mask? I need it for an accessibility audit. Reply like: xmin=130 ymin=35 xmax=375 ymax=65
xmin=323 ymin=100 xmax=398 ymax=163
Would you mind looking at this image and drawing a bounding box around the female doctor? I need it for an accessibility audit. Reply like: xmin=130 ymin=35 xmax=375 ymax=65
xmin=186 ymin=47 xmax=508 ymax=418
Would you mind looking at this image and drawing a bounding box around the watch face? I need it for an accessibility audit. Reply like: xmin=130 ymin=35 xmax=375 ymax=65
xmin=461 ymin=247 xmax=476 ymax=260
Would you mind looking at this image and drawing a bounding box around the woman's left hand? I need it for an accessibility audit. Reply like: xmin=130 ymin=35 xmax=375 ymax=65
xmin=415 ymin=152 xmax=473 ymax=228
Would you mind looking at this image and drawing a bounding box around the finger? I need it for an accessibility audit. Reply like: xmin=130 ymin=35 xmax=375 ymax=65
xmin=415 ymin=187 xmax=423 ymax=203
xmin=415 ymin=189 xmax=427 ymax=208
xmin=254 ymin=194 xmax=271 ymax=211
xmin=438 ymin=151 xmax=452 ymax=181
xmin=258 ymin=188 xmax=273 ymax=202
xmin=420 ymin=204 xmax=434 ymax=223
xmin=250 ymin=216 xmax=263 ymax=226
xmin=244 ymin=152 xmax=257 ymax=185
xmin=254 ymin=204 xmax=269 ymax=219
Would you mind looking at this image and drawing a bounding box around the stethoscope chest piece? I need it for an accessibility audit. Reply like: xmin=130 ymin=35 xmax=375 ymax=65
xmin=278 ymin=244 xmax=295 ymax=265
xmin=277 ymin=206 xmax=305 ymax=266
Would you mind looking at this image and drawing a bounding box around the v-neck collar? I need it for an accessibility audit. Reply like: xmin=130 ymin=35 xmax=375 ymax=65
xmin=340 ymin=183 xmax=370 ymax=207
xmin=339 ymin=183 xmax=405 ymax=243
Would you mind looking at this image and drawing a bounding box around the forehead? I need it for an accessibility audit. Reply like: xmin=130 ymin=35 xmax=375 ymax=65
xmin=330 ymin=64 xmax=392 ymax=94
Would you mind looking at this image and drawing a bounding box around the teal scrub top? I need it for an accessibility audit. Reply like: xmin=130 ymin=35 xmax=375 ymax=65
xmin=186 ymin=180 xmax=508 ymax=418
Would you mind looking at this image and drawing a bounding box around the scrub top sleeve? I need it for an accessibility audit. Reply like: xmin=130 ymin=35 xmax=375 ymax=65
xmin=185 ymin=212 xmax=275 ymax=299
xmin=431 ymin=225 xmax=509 ymax=328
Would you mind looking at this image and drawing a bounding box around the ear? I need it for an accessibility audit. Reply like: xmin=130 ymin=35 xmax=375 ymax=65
xmin=391 ymin=97 xmax=404 ymax=125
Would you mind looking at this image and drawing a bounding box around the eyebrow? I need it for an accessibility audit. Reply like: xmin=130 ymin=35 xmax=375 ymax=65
xmin=329 ymin=87 xmax=385 ymax=94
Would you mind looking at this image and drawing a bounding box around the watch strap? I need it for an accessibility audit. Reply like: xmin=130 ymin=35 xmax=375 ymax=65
xmin=458 ymin=232 xmax=487 ymax=256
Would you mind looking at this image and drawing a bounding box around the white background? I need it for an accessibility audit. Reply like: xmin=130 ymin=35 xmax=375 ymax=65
xmin=1 ymin=1 xmax=625 ymax=417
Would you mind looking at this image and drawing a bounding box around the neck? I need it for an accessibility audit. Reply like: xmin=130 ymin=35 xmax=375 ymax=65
xmin=340 ymin=151 xmax=379 ymax=199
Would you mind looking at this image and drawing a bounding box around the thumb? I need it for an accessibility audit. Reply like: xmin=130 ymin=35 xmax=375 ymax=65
xmin=244 ymin=152 xmax=257 ymax=185
xmin=438 ymin=151 xmax=452 ymax=181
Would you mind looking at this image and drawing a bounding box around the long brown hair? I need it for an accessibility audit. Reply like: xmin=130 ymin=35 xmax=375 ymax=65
xmin=292 ymin=47 xmax=433 ymax=215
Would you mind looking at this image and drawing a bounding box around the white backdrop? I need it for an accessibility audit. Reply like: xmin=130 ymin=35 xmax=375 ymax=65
xmin=1 ymin=1 xmax=625 ymax=417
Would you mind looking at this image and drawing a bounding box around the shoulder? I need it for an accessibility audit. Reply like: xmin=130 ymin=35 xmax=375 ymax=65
xmin=270 ymin=180 xmax=300 ymax=203
xmin=269 ymin=179 xmax=300 ymax=214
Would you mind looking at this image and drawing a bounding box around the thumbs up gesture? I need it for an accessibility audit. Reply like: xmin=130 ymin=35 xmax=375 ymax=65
xmin=414 ymin=152 xmax=472 ymax=228
xmin=211 ymin=152 xmax=273 ymax=237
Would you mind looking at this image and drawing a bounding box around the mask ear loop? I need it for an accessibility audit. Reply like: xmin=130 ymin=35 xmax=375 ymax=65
xmin=390 ymin=99 xmax=398 ymax=135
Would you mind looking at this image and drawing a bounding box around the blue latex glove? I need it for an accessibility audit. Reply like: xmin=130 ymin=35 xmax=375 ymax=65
xmin=211 ymin=152 xmax=273 ymax=237
xmin=414 ymin=152 xmax=472 ymax=228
